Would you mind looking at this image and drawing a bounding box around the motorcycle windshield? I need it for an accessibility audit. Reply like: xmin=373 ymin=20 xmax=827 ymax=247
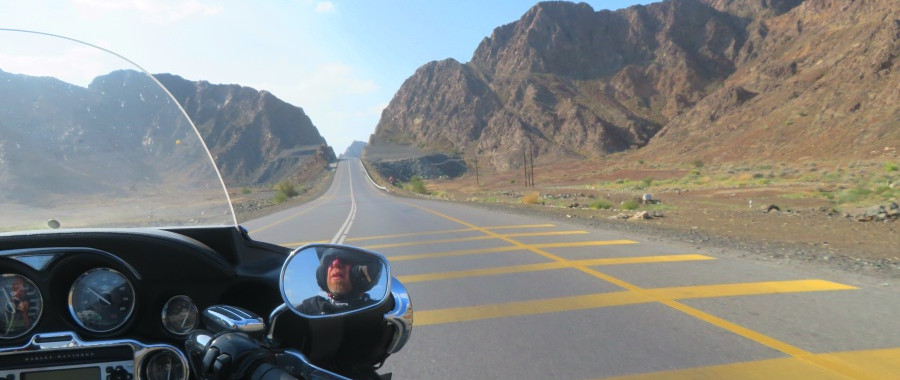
xmin=0 ymin=30 xmax=236 ymax=232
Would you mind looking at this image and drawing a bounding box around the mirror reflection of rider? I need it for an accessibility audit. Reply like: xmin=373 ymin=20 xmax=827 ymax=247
xmin=299 ymin=248 xmax=381 ymax=315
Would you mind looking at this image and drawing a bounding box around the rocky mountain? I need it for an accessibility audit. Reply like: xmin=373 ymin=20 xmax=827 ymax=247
xmin=156 ymin=74 xmax=335 ymax=185
xmin=341 ymin=141 xmax=368 ymax=158
xmin=0 ymin=69 xmax=334 ymax=204
xmin=370 ymin=0 xmax=898 ymax=169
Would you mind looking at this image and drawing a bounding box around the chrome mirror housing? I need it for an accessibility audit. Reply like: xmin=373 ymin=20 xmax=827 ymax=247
xmin=280 ymin=244 xmax=390 ymax=318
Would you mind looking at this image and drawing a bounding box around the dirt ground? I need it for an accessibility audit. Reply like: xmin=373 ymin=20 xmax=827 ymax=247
xmin=399 ymin=160 xmax=900 ymax=280
xmin=231 ymin=160 xmax=899 ymax=280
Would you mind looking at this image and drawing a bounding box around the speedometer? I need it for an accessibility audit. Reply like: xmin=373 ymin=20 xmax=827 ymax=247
xmin=0 ymin=274 xmax=42 ymax=339
xmin=68 ymin=268 xmax=136 ymax=333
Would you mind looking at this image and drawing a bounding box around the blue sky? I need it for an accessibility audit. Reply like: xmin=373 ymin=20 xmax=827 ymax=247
xmin=1 ymin=1 xmax=656 ymax=153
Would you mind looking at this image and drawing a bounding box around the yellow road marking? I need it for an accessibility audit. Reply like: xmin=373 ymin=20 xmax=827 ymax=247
xmin=344 ymin=224 xmax=557 ymax=242
xmin=400 ymin=201 xmax=874 ymax=380
xmin=361 ymin=230 xmax=588 ymax=249
xmin=595 ymin=347 xmax=900 ymax=380
xmin=386 ymin=240 xmax=638 ymax=262
xmin=396 ymin=254 xmax=715 ymax=283
xmin=414 ymin=279 xmax=854 ymax=326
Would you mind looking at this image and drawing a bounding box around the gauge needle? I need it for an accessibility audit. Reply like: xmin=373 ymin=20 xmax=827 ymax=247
xmin=181 ymin=312 xmax=190 ymax=328
xmin=88 ymin=288 xmax=112 ymax=305
xmin=1 ymin=287 xmax=14 ymax=313
xmin=1 ymin=287 xmax=14 ymax=335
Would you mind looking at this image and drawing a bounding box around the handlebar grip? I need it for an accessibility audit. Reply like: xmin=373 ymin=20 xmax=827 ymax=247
xmin=252 ymin=362 xmax=300 ymax=380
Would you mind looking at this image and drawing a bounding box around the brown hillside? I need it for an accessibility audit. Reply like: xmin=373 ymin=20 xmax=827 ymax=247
xmin=369 ymin=0 xmax=898 ymax=170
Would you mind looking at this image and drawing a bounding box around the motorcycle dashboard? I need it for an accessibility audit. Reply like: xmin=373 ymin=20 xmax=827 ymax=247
xmin=0 ymin=226 xmax=285 ymax=346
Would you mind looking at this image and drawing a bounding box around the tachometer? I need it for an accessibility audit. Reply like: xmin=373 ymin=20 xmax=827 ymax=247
xmin=161 ymin=295 xmax=199 ymax=335
xmin=68 ymin=268 xmax=135 ymax=333
xmin=0 ymin=274 xmax=42 ymax=339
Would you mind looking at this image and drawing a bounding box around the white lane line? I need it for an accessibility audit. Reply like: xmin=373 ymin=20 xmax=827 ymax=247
xmin=331 ymin=160 xmax=357 ymax=244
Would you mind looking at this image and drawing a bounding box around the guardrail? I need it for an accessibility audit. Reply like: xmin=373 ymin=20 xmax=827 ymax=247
xmin=359 ymin=159 xmax=388 ymax=192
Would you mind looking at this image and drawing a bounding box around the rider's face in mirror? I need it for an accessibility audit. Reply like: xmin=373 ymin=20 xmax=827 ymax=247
xmin=326 ymin=258 xmax=354 ymax=296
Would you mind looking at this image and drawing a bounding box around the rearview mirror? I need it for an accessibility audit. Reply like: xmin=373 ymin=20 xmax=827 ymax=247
xmin=280 ymin=244 xmax=390 ymax=318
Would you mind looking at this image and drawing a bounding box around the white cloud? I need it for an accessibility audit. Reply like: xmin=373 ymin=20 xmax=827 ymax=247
xmin=315 ymin=1 xmax=335 ymax=13
xmin=72 ymin=0 xmax=222 ymax=22
xmin=0 ymin=44 xmax=124 ymax=87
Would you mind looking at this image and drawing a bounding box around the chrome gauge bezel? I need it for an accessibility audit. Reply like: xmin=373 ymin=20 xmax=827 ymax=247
xmin=0 ymin=273 xmax=43 ymax=340
xmin=68 ymin=268 xmax=136 ymax=333
xmin=160 ymin=295 xmax=199 ymax=335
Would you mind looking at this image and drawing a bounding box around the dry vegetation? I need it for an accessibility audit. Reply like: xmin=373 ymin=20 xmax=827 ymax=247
xmin=378 ymin=155 xmax=899 ymax=278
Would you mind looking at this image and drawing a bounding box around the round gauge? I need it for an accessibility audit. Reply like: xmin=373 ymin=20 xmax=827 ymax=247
xmin=161 ymin=295 xmax=199 ymax=335
xmin=68 ymin=268 xmax=135 ymax=333
xmin=0 ymin=274 xmax=43 ymax=339
xmin=144 ymin=350 xmax=187 ymax=380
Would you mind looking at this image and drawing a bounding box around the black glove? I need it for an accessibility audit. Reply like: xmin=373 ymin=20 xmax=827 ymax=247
xmin=201 ymin=332 xmax=274 ymax=380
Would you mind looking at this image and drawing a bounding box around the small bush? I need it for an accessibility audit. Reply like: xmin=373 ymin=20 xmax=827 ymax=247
xmin=836 ymin=187 xmax=872 ymax=204
xmin=273 ymin=192 xmax=288 ymax=204
xmin=621 ymin=199 xmax=640 ymax=210
xmin=692 ymin=159 xmax=704 ymax=168
xmin=642 ymin=177 xmax=654 ymax=187
xmin=523 ymin=191 xmax=541 ymax=205
xmin=408 ymin=176 xmax=428 ymax=194
xmin=885 ymin=163 xmax=899 ymax=172
xmin=241 ymin=187 xmax=252 ymax=195
xmin=590 ymin=199 xmax=612 ymax=209
xmin=275 ymin=181 xmax=299 ymax=198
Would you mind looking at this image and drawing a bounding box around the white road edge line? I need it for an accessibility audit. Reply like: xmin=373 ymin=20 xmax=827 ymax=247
xmin=331 ymin=161 xmax=357 ymax=244
xmin=359 ymin=158 xmax=388 ymax=191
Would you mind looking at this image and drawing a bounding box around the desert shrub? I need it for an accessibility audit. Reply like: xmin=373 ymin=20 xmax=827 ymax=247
xmin=692 ymin=159 xmax=704 ymax=168
xmin=836 ymin=187 xmax=872 ymax=204
xmin=273 ymin=192 xmax=288 ymax=204
xmin=274 ymin=181 xmax=298 ymax=199
xmin=885 ymin=163 xmax=899 ymax=172
xmin=408 ymin=176 xmax=428 ymax=194
xmin=242 ymin=187 xmax=251 ymax=195
xmin=621 ymin=199 xmax=639 ymax=210
xmin=590 ymin=199 xmax=612 ymax=209
xmin=522 ymin=191 xmax=541 ymax=205
xmin=642 ymin=177 xmax=654 ymax=187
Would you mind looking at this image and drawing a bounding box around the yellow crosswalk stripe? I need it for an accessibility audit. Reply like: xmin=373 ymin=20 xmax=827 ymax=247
xmin=386 ymin=240 xmax=638 ymax=261
xmin=415 ymin=279 xmax=856 ymax=326
xmin=396 ymin=254 xmax=715 ymax=283
xmin=344 ymin=224 xmax=556 ymax=242
xmin=361 ymin=230 xmax=588 ymax=249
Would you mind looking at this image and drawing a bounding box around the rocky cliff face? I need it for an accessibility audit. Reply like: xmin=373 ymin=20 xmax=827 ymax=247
xmin=156 ymin=74 xmax=335 ymax=185
xmin=371 ymin=0 xmax=898 ymax=169
xmin=638 ymin=0 xmax=899 ymax=163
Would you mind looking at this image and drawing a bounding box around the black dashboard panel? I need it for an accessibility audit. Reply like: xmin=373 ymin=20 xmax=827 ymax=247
xmin=0 ymin=227 xmax=289 ymax=347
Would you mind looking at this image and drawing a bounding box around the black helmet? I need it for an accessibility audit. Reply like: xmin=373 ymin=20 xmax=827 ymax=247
xmin=315 ymin=248 xmax=382 ymax=295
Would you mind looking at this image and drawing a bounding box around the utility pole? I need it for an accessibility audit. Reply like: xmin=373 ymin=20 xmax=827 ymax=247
xmin=529 ymin=145 xmax=535 ymax=187
xmin=523 ymin=148 xmax=528 ymax=187
xmin=474 ymin=155 xmax=479 ymax=187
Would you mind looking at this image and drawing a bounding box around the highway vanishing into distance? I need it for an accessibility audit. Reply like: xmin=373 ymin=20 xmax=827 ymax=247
xmin=242 ymin=158 xmax=900 ymax=380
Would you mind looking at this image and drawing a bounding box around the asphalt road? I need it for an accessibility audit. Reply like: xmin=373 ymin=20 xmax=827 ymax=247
xmin=242 ymin=158 xmax=900 ymax=380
